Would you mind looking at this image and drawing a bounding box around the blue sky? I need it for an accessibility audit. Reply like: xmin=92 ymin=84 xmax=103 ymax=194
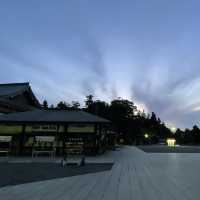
xmin=1 ymin=0 xmax=200 ymax=128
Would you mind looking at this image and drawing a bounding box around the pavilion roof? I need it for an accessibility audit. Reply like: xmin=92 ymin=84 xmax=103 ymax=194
xmin=0 ymin=109 xmax=110 ymax=124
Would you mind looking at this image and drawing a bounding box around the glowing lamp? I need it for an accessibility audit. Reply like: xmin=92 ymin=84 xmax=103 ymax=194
xmin=167 ymin=138 xmax=176 ymax=147
xmin=144 ymin=134 xmax=149 ymax=139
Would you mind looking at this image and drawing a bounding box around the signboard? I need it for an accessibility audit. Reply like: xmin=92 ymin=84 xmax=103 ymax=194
xmin=35 ymin=136 xmax=55 ymax=142
xmin=0 ymin=125 xmax=22 ymax=134
xmin=68 ymin=124 xmax=95 ymax=133
xmin=0 ymin=136 xmax=12 ymax=142
xmin=26 ymin=125 xmax=58 ymax=132
xmin=32 ymin=125 xmax=57 ymax=132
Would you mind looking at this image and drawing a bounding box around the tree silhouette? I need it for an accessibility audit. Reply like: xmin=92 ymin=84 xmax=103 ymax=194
xmin=71 ymin=101 xmax=80 ymax=110
xmin=57 ymin=101 xmax=70 ymax=109
xmin=46 ymin=94 xmax=200 ymax=145
xmin=42 ymin=100 xmax=48 ymax=109
xmin=85 ymin=95 xmax=94 ymax=113
xmin=50 ymin=104 xmax=54 ymax=109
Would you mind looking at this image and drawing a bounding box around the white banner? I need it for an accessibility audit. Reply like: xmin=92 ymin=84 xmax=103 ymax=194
xmin=0 ymin=136 xmax=12 ymax=142
xmin=35 ymin=136 xmax=55 ymax=142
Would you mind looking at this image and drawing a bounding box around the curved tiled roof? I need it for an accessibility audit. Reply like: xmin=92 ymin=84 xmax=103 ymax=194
xmin=0 ymin=82 xmax=40 ymax=109
xmin=0 ymin=82 xmax=30 ymax=97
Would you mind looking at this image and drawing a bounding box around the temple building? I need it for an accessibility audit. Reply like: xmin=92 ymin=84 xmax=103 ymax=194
xmin=0 ymin=82 xmax=112 ymax=156
xmin=0 ymin=82 xmax=40 ymax=114
xmin=0 ymin=109 xmax=110 ymax=155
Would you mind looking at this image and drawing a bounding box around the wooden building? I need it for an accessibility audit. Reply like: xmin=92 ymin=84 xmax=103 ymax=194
xmin=0 ymin=82 xmax=40 ymax=114
xmin=0 ymin=109 xmax=110 ymax=156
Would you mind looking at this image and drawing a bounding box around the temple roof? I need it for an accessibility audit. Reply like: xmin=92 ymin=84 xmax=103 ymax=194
xmin=0 ymin=82 xmax=40 ymax=110
xmin=0 ymin=82 xmax=30 ymax=97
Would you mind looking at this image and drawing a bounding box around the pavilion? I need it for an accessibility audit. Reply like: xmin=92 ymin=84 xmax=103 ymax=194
xmin=0 ymin=109 xmax=110 ymax=156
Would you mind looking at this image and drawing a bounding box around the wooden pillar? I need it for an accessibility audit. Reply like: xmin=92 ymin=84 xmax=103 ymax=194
xmin=19 ymin=124 xmax=26 ymax=155
xmin=99 ymin=123 xmax=103 ymax=153
xmin=56 ymin=124 xmax=60 ymax=157
xmin=63 ymin=124 xmax=68 ymax=157
xmin=94 ymin=123 xmax=98 ymax=154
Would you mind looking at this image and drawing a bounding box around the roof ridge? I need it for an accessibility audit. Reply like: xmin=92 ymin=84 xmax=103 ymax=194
xmin=0 ymin=82 xmax=29 ymax=87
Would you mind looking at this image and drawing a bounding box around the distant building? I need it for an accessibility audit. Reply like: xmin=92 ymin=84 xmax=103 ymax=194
xmin=0 ymin=82 xmax=40 ymax=114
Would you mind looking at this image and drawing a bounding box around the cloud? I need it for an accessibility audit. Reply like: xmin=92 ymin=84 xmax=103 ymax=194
xmin=131 ymin=64 xmax=200 ymax=129
xmin=1 ymin=0 xmax=200 ymax=129
xmin=78 ymin=33 xmax=108 ymax=96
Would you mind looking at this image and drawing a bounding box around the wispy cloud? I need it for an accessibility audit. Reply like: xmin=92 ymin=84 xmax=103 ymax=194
xmin=1 ymin=0 xmax=200 ymax=128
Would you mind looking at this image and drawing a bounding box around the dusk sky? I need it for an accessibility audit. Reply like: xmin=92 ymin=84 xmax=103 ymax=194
xmin=1 ymin=0 xmax=200 ymax=129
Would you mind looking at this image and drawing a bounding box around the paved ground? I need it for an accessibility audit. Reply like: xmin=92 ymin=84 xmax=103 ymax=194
xmin=0 ymin=163 xmax=113 ymax=188
xmin=1 ymin=146 xmax=200 ymax=199
xmin=138 ymin=144 xmax=200 ymax=153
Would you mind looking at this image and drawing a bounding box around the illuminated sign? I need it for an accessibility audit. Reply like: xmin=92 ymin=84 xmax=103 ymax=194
xmin=167 ymin=138 xmax=176 ymax=147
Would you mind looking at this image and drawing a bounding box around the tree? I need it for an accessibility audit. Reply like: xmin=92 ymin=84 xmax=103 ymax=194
xmin=50 ymin=104 xmax=54 ymax=109
xmin=108 ymin=98 xmax=137 ymax=144
xmin=71 ymin=101 xmax=80 ymax=110
xmin=43 ymin=100 xmax=48 ymax=109
xmin=56 ymin=101 xmax=71 ymax=109
xmin=191 ymin=125 xmax=200 ymax=144
xmin=85 ymin=95 xmax=94 ymax=112
xmin=150 ymin=112 xmax=157 ymax=123
xmin=109 ymin=98 xmax=136 ymax=120
xmin=41 ymin=94 xmax=180 ymax=145
xmin=175 ymin=128 xmax=184 ymax=144
xmin=91 ymin=100 xmax=109 ymax=117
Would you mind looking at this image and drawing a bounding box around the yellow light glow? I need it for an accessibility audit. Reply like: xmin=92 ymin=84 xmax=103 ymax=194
xmin=167 ymin=138 xmax=176 ymax=147
xmin=166 ymin=123 xmax=177 ymax=133
xmin=144 ymin=134 xmax=149 ymax=139
xmin=170 ymin=126 xmax=177 ymax=133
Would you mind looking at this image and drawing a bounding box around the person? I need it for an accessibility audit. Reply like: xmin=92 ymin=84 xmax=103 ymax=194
xmin=79 ymin=155 xmax=85 ymax=166
xmin=79 ymin=143 xmax=85 ymax=166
